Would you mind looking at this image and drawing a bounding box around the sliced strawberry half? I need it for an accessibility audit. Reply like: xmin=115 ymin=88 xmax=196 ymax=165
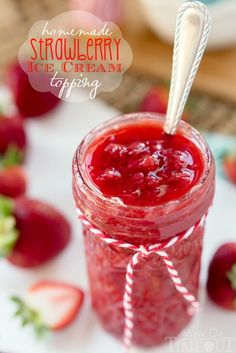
xmin=11 ymin=280 xmax=84 ymax=336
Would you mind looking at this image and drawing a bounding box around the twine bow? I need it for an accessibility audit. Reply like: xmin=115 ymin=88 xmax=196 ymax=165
xmin=77 ymin=209 xmax=208 ymax=352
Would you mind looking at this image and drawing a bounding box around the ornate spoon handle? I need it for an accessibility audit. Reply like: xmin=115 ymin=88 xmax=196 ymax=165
xmin=164 ymin=1 xmax=211 ymax=135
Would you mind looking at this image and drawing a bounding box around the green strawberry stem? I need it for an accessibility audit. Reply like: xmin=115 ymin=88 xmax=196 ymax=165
xmin=11 ymin=296 xmax=49 ymax=338
xmin=0 ymin=196 xmax=19 ymax=257
xmin=0 ymin=145 xmax=23 ymax=169
xmin=226 ymin=263 xmax=236 ymax=290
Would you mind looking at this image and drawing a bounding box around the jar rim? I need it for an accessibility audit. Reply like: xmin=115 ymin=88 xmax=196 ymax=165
xmin=73 ymin=112 xmax=213 ymax=213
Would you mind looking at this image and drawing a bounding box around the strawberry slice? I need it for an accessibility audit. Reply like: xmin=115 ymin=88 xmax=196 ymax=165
xmin=11 ymin=280 xmax=84 ymax=336
xmin=0 ymin=196 xmax=71 ymax=267
xmin=223 ymin=153 xmax=236 ymax=185
xmin=0 ymin=146 xmax=27 ymax=198
xmin=207 ymin=243 xmax=236 ymax=310
xmin=0 ymin=113 xmax=27 ymax=155
xmin=7 ymin=63 xmax=61 ymax=118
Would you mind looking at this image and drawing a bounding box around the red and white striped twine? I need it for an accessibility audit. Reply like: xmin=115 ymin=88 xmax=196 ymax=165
xmin=77 ymin=209 xmax=208 ymax=352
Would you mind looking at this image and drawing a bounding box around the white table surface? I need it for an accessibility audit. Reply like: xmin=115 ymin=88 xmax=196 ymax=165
xmin=0 ymin=92 xmax=235 ymax=353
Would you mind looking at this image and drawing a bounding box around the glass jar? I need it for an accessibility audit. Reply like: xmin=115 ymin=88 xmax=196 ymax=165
xmin=72 ymin=113 xmax=215 ymax=347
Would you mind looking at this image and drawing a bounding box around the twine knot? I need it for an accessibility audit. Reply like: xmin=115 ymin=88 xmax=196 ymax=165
xmin=77 ymin=209 xmax=208 ymax=352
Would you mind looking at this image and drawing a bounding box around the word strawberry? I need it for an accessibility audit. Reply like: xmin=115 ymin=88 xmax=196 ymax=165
xmin=223 ymin=152 xmax=236 ymax=185
xmin=11 ymin=280 xmax=84 ymax=336
xmin=140 ymin=86 xmax=188 ymax=119
xmin=207 ymin=243 xmax=236 ymax=310
xmin=0 ymin=113 xmax=27 ymax=155
xmin=0 ymin=196 xmax=71 ymax=267
xmin=7 ymin=63 xmax=60 ymax=118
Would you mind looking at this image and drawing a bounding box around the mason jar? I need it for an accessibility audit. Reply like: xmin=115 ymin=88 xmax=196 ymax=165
xmin=72 ymin=112 xmax=215 ymax=347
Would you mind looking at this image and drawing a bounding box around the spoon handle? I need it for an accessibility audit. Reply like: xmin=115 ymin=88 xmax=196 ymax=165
xmin=164 ymin=1 xmax=211 ymax=135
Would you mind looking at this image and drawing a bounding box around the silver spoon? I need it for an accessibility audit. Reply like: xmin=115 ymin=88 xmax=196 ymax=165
xmin=164 ymin=1 xmax=211 ymax=135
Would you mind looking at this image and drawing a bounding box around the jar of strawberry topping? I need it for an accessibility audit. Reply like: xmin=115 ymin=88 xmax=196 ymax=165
xmin=72 ymin=112 xmax=215 ymax=347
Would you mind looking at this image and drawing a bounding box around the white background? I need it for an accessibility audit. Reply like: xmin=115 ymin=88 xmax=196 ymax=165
xmin=0 ymin=94 xmax=235 ymax=353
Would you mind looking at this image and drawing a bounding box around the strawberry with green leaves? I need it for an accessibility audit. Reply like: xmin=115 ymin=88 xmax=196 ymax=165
xmin=0 ymin=196 xmax=71 ymax=267
xmin=0 ymin=112 xmax=27 ymax=197
xmin=7 ymin=63 xmax=61 ymax=118
xmin=0 ymin=146 xmax=27 ymax=198
xmin=0 ymin=113 xmax=27 ymax=156
xmin=11 ymin=280 xmax=84 ymax=336
xmin=207 ymin=243 xmax=236 ymax=310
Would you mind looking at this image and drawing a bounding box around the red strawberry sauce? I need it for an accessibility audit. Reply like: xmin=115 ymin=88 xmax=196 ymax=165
xmin=85 ymin=121 xmax=204 ymax=206
xmin=73 ymin=113 xmax=215 ymax=347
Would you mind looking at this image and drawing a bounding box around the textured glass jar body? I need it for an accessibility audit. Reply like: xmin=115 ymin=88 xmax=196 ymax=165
xmin=73 ymin=113 xmax=215 ymax=347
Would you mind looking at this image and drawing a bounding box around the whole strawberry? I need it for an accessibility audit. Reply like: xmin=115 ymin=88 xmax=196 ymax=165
xmin=11 ymin=280 xmax=84 ymax=336
xmin=207 ymin=243 xmax=236 ymax=310
xmin=0 ymin=113 xmax=27 ymax=155
xmin=0 ymin=196 xmax=71 ymax=267
xmin=7 ymin=63 xmax=60 ymax=118
xmin=0 ymin=146 xmax=27 ymax=198
xmin=223 ymin=153 xmax=236 ymax=185
xmin=140 ymin=86 xmax=168 ymax=114
xmin=140 ymin=86 xmax=188 ymax=119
